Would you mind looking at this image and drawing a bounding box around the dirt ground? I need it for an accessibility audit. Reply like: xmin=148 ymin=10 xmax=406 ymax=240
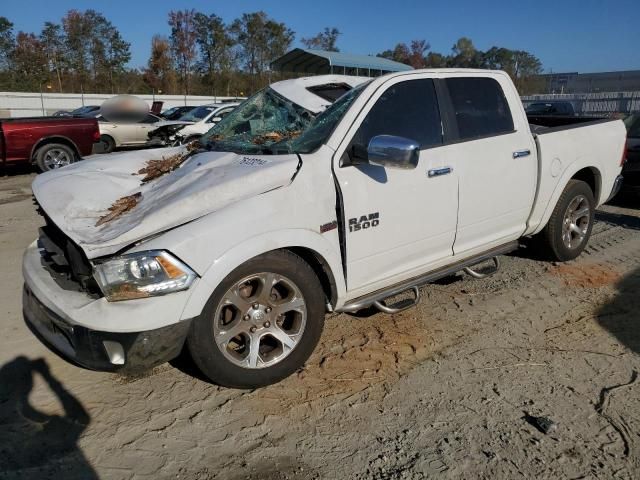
xmin=1 ymin=172 xmax=640 ymax=480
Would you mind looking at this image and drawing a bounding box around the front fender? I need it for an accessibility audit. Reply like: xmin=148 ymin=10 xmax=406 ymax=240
xmin=179 ymin=228 xmax=346 ymax=320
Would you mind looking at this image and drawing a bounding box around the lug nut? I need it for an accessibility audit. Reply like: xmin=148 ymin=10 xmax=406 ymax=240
xmin=265 ymin=307 xmax=272 ymax=313
xmin=252 ymin=303 xmax=259 ymax=309
xmin=250 ymin=326 xmax=257 ymax=333
xmin=264 ymin=321 xmax=271 ymax=328
xmin=243 ymin=314 xmax=250 ymax=321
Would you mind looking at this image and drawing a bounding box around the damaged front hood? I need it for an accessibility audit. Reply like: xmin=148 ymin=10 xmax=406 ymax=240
xmin=32 ymin=147 xmax=300 ymax=258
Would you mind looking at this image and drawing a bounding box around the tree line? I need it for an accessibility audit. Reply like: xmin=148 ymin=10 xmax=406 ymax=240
xmin=0 ymin=9 xmax=544 ymax=96
xmin=378 ymin=37 xmax=544 ymax=92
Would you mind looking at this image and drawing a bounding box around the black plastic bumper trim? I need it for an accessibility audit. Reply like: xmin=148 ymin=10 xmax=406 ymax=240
xmin=23 ymin=284 xmax=191 ymax=374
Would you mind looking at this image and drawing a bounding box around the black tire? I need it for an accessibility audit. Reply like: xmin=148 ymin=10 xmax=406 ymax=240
xmin=99 ymin=135 xmax=116 ymax=154
xmin=536 ymin=179 xmax=595 ymax=261
xmin=187 ymin=250 xmax=325 ymax=388
xmin=35 ymin=143 xmax=76 ymax=172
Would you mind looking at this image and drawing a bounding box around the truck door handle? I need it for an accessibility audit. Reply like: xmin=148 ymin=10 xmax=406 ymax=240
xmin=428 ymin=167 xmax=453 ymax=178
xmin=513 ymin=149 xmax=531 ymax=158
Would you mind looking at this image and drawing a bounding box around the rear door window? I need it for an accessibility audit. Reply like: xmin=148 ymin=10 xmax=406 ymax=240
xmin=352 ymin=79 xmax=443 ymax=149
xmin=445 ymin=77 xmax=514 ymax=140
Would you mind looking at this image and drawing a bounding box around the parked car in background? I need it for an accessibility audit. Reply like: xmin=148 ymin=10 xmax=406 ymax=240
xmin=0 ymin=117 xmax=99 ymax=171
xmin=97 ymin=112 xmax=163 ymax=153
xmin=24 ymin=71 xmax=625 ymax=388
xmin=160 ymin=106 xmax=196 ymax=121
xmin=621 ymin=114 xmax=640 ymax=191
xmin=525 ymin=101 xmax=575 ymax=116
xmin=149 ymin=103 xmax=240 ymax=146
xmin=53 ymin=105 xmax=101 ymax=118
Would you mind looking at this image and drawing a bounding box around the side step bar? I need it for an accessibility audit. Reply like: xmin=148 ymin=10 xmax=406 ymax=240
xmin=373 ymin=286 xmax=420 ymax=314
xmin=337 ymin=241 xmax=519 ymax=313
xmin=463 ymin=256 xmax=500 ymax=279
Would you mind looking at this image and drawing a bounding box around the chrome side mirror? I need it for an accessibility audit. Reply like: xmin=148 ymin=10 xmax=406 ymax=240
xmin=367 ymin=135 xmax=419 ymax=169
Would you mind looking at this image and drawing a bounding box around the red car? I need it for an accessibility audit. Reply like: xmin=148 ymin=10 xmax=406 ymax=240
xmin=0 ymin=116 xmax=100 ymax=172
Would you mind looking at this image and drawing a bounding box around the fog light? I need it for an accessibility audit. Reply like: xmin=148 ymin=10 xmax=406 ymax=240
xmin=103 ymin=340 xmax=125 ymax=365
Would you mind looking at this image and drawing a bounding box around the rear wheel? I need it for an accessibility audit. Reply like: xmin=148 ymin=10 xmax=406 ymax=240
xmin=187 ymin=250 xmax=325 ymax=388
xmin=99 ymin=135 xmax=116 ymax=154
xmin=35 ymin=143 xmax=76 ymax=172
xmin=537 ymin=179 xmax=595 ymax=261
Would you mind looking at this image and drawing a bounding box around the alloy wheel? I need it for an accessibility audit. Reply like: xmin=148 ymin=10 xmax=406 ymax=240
xmin=562 ymin=194 xmax=591 ymax=249
xmin=213 ymin=272 xmax=307 ymax=369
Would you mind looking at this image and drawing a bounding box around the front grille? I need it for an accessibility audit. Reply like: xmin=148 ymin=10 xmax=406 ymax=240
xmin=35 ymin=199 xmax=102 ymax=297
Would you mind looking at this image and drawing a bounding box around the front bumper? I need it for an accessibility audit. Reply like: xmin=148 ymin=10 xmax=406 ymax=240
xmin=22 ymin=240 xmax=194 ymax=373
xmin=24 ymin=285 xmax=191 ymax=372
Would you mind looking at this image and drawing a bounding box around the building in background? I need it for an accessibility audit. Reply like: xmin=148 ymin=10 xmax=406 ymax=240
xmin=540 ymin=70 xmax=640 ymax=94
xmin=272 ymin=49 xmax=413 ymax=77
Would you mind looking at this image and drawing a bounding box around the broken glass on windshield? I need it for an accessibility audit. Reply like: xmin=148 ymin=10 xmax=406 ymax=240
xmin=201 ymin=87 xmax=314 ymax=154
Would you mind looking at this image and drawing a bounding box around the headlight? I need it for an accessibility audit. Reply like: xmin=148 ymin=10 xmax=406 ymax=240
xmin=93 ymin=250 xmax=197 ymax=302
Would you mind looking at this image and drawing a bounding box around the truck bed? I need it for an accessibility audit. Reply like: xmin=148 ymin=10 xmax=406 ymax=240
xmin=0 ymin=116 xmax=99 ymax=165
xmin=525 ymin=117 xmax=626 ymax=236
xmin=528 ymin=114 xmax=609 ymax=133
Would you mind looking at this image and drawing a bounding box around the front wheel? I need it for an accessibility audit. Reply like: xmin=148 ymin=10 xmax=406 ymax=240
xmin=187 ymin=250 xmax=325 ymax=388
xmin=537 ymin=179 xmax=595 ymax=261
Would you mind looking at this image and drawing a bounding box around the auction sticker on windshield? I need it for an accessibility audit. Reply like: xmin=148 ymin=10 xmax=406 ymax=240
xmin=238 ymin=157 xmax=270 ymax=166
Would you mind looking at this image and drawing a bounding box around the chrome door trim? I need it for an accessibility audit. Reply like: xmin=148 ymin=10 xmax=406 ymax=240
xmin=513 ymin=149 xmax=531 ymax=159
xmin=428 ymin=166 xmax=453 ymax=178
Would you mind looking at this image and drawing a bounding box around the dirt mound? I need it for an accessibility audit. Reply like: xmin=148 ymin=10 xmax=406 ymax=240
xmin=250 ymin=308 xmax=449 ymax=413
xmin=552 ymin=262 xmax=622 ymax=288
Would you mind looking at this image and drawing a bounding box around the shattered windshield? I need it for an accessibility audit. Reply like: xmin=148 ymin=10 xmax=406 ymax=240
xmin=286 ymin=81 xmax=368 ymax=154
xmin=201 ymin=82 xmax=368 ymax=155
xmin=201 ymin=87 xmax=314 ymax=154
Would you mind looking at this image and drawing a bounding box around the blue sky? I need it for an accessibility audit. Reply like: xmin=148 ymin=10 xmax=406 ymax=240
xmin=2 ymin=0 xmax=639 ymax=73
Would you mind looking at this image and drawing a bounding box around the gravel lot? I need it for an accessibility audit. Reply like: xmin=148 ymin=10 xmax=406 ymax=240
xmin=1 ymin=172 xmax=639 ymax=480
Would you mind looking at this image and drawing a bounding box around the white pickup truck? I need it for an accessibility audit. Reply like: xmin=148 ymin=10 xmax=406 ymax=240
xmin=23 ymin=70 xmax=626 ymax=388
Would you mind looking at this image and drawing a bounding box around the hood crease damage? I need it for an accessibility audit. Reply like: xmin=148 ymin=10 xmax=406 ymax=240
xmin=32 ymin=146 xmax=301 ymax=258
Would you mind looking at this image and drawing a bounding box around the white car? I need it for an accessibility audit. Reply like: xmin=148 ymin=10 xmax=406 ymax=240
xmin=150 ymin=103 xmax=240 ymax=146
xmin=176 ymin=103 xmax=240 ymax=142
xmin=98 ymin=113 xmax=164 ymax=153
xmin=24 ymin=71 xmax=625 ymax=389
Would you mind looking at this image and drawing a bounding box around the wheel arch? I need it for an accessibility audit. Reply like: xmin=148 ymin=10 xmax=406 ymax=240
xmin=178 ymin=230 xmax=346 ymax=320
xmin=528 ymin=163 xmax=603 ymax=236
xmin=571 ymin=166 xmax=601 ymax=203
xmin=286 ymin=246 xmax=339 ymax=310
xmin=99 ymin=133 xmax=115 ymax=144
xmin=30 ymin=136 xmax=80 ymax=162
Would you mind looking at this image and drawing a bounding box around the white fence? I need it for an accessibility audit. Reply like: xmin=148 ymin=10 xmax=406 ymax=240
xmin=521 ymin=91 xmax=640 ymax=116
xmin=0 ymin=92 xmax=245 ymax=118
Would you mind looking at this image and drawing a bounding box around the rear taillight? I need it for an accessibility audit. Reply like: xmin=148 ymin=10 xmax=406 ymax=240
xmin=93 ymin=129 xmax=101 ymax=142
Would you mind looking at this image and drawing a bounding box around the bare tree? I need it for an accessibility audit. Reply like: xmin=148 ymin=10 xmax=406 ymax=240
xmin=143 ymin=35 xmax=176 ymax=94
xmin=11 ymin=32 xmax=48 ymax=90
xmin=0 ymin=17 xmax=13 ymax=70
xmin=194 ymin=13 xmax=234 ymax=94
xmin=168 ymin=9 xmax=198 ymax=95
xmin=231 ymin=11 xmax=294 ymax=77
xmin=61 ymin=10 xmax=92 ymax=91
xmin=40 ymin=22 xmax=65 ymax=91
xmin=301 ymin=27 xmax=340 ymax=52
